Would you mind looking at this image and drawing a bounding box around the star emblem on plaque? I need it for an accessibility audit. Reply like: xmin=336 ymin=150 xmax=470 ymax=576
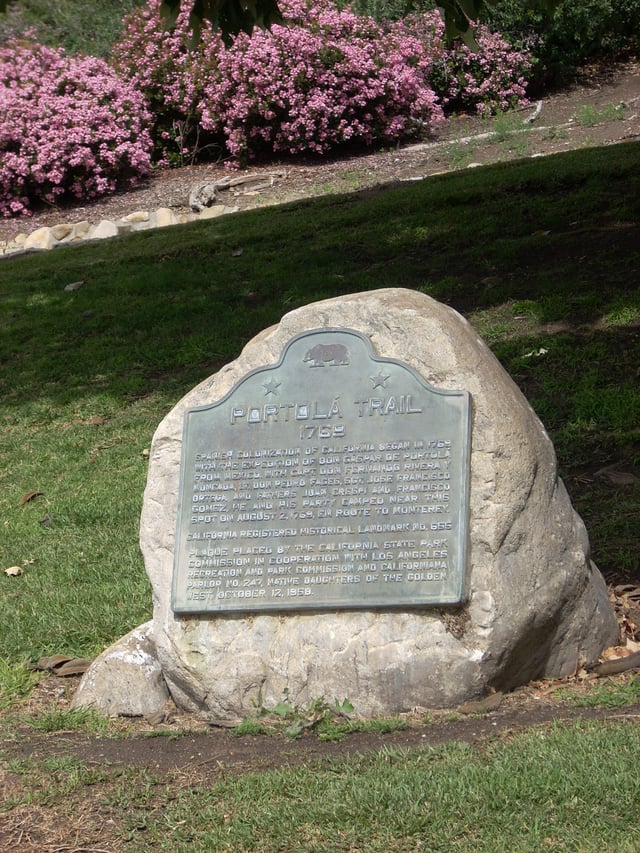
xmin=370 ymin=371 xmax=390 ymax=389
xmin=262 ymin=378 xmax=281 ymax=396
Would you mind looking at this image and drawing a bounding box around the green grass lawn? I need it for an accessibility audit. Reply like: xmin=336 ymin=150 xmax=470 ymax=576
xmin=3 ymin=719 xmax=640 ymax=851
xmin=121 ymin=720 xmax=640 ymax=852
xmin=2 ymin=142 xmax=638 ymax=669
xmin=1 ymin=141 xmax=639 ymax=851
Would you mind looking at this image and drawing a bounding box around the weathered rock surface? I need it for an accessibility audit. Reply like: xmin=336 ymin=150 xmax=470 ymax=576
xmin=23 ymin=226 xmax=55 ymax=251
xmin=91 ymin=219 xmax=119 ymax=240
xmin=77 ymin=289 xmax=618 ymax=718
xmin=73 ymin=622 xmax=171 ymax=717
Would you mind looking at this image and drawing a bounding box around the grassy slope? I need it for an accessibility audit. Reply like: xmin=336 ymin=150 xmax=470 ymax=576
xmin=1 ymin=141 xmax=639 ymax=853
xmin=0 ymin=143 xmax=639 ymax=665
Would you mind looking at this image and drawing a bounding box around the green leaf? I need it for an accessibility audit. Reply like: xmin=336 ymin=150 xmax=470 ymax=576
xmin=284 ymin=718 xmax=306 ymax=738
xmin=271 ymin=699 xmax=294 ymax=718
xmin=161 ymin=0 xmax=282 ymax=43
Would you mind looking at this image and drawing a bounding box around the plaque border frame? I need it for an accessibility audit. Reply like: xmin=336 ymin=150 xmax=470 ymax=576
xmin=171 ymin=327 xmax=471 ymax=614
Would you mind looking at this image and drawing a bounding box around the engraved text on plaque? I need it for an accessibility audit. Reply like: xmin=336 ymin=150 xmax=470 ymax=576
xmin=172 ymin=329 xmax=470 ymax=613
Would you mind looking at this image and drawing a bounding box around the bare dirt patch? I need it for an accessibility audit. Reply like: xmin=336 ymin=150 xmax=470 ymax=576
xmin=2 ymin=673 xmax=640 ymax=852
xmin=0 ymin=59 xmax=638 ymax=246
xmin=4 ymin=675 xmax=640 ymax=775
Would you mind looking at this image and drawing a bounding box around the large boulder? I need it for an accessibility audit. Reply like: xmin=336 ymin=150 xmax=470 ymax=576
xmin=76 ymin=288 xmax=617 ymax=718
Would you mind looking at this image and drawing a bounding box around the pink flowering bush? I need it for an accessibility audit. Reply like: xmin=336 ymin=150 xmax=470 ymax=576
xmin=399 ymin=13 xmax=531 ymax=115
xmin=114 ymin=0 xmax=445 ymax=165
xmin=111 ymin=0 xmax=224 ymax=165
xmin=0 ymin=39 xmax=152 ymax=217
xmin=113 ymin=0 xmax=531 ymax=165
xmin=444 ymin=26 xmax=531 ymax=114
xmin=0 ymin=0 xmax=533 ymax=216
xmin=198 ymin=0 xmax=443 ymax=162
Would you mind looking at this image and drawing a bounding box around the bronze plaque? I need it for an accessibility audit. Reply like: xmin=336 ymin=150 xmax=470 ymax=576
xmin=172 ymin=329 xmax=470 ymax=613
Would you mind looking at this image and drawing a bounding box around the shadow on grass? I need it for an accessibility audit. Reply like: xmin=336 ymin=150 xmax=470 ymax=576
xmin=1 ymin=143 xmax=638 ymax=593
xmin=1 ymin=143 xmax=638 ymax=403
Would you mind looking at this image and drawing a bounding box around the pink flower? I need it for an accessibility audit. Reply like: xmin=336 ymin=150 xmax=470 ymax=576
xmin=0 ymin=39 xmax=152 ymax=217
xmin=1 ymin=0 xmax=533 ymax=212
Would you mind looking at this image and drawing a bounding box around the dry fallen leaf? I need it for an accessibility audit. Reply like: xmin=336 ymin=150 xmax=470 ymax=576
xmin=590 ymin=650 xmax=640 ymax=677
xmin=615 ymin=584 xmax=640 ymax=600
xmin=602 ymin=645 xmax=635 ymax=660
xmin=457 ymin=692 xmax=503 ymax=714
xmin=20 ymin=490 xmax=43 ymax=506
xmin=603 ymin=470 xmax=638 ymax=485
xmin=4 ymin=565 xmax=22 ymax=576
xmin=31 ymin=654 xmax=74 ymax=671
xmin=29 ymin=655 xmax=91 ymax=676
xmin=56 ymin=658 xmax=91 ymax=677
xmin=595 ymin=464 xmax=638 ymax=485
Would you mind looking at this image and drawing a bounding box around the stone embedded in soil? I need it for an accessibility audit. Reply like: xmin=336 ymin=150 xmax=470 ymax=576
xmin=73 ymin=621 xmax=171 ymax=717
xmin=0 ymin=205 xmax=239 ymax=257
xmin=75 ymin=288 xmax=618 ymax=720
xmin=23 ymin=226 xmax=54 ymax=251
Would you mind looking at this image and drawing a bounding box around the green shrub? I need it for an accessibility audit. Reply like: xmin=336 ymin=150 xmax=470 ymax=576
xmin=482 ymin=0 xmax=640 ymax=90
xmin=346 ymin=0 xmax=416 ymax=21
xmin=1 ymin=0 xmax=145 ymax=56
